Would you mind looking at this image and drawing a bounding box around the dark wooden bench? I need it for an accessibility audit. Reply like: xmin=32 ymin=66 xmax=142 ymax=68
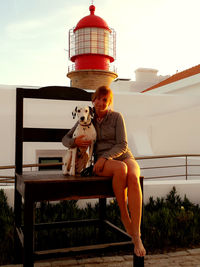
xmin=14 ymin=86 xmax=144 ymax=267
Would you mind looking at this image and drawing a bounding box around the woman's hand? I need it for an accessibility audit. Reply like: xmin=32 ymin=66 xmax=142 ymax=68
xmin=93 ymin=157 xmax=107 ymax=174
xmin=74 ymin=135 xmax=92 ymax=148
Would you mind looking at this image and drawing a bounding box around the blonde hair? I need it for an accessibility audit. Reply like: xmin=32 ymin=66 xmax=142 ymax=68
xmin=92 ymin=86 xmax=113 ymax=107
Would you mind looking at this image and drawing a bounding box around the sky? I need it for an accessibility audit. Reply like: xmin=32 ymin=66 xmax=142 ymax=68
xmin=0 ymin=0 xmax=199 ymax=87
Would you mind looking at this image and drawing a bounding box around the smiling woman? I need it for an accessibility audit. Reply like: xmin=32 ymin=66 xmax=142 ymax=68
xmin=62 ymin=85 xmax=146 ymax=257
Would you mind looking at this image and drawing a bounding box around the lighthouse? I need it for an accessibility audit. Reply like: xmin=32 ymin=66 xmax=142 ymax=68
xmin=67 ymin=5 xmax=118 ymax=90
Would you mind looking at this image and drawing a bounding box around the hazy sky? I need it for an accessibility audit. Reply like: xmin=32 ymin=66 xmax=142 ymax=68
xmin=0 ymin=0 xmax=199 ymax=87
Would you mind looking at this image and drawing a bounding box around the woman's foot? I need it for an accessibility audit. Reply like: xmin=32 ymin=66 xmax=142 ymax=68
xmin=132 ymin=235 xmax=146 ymax=257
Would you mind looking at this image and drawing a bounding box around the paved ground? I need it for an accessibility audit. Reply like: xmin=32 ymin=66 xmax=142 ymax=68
xmin=1 ymin=248 xmax=200 ymax=267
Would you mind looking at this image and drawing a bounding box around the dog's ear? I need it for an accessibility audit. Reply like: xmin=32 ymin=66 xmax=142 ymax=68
xmin=89 ymin=106 xmax=94 ymax=118
xmin=72 ymin=106 xmax=77 ymax=119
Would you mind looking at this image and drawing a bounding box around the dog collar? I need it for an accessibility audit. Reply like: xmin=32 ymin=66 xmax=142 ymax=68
xmin=80 ymin=122 xmax=92 ymax=127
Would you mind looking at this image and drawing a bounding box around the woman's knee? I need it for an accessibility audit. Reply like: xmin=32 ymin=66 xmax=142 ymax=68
xmin=111 ymin=161 xmax=128 ymax=187
xmin=114 ymin=161 xmax=128 ymax=175
xmin=124 ymin=159 xmax=140 ymax=179
xmin=127 ymin=167 xmax=141 ymax=186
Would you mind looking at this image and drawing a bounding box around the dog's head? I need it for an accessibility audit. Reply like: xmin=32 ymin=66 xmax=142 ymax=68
xmin=72 ymin=106 xmax=94 ymax=124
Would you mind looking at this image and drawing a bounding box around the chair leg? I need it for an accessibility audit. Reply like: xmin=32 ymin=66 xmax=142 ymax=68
xmin=14 ymin=190 xmax=22 ymax=263
xmin=99 ymin=198 xmax=106 ymax=221
xmin=133 ymin=177 xmax=144 ymax=267
xmin=99 ymin=198 xmax=107 ymax=242
xmin=134 ymin=255 xmax=144 ymax=267
xmin=14 ymin=228 xmax=22 ymax=264
xmin=24 ymin=193 xmax=34 ymax=267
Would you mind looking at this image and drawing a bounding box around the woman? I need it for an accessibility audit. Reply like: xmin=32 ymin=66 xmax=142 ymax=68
xmin=62 ymin=86 xmax=146 ymax=257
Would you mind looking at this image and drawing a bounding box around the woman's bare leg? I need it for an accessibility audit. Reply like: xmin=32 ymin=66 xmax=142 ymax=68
xmin=94 ymin=160 xmax=132 ymax=235
xmin=95 ymin=158 xmax=146 ymax=257
xmin=123 ymin=158 xmax=146 ymax=257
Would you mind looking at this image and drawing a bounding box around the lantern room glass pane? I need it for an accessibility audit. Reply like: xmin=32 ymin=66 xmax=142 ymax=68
xmin=99 ymin=42 xmax=104 ymax=48
xmin=84 ymin=28 xmax=90 ymax=34
xmin=79 ymin=35 xmax=84 ymax=42
xmin=85 ymin=48 xmax=90 ymax=53
xmin=79 ymin=42 xmax=83 ymax=49
xmin=91 ymin=47 xmax=97 ymax=53
xmin=85 ymin=41 xmax=90 ymax=47
xmin=85 ymin=34 xmax=90 ymax=41
xmin=91 ymin=39 xmax=97 ymax=47
xmin=91 ymin=34 xmax=97 ymax=40
xmin=70 ymin=27 xmax=116 ymax=59
xmin=98 ymin=48 xmax=104 ymax=54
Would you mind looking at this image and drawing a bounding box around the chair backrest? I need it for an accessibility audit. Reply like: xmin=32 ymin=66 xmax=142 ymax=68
xmin=15 ymin=86 xmax=92 ymax=174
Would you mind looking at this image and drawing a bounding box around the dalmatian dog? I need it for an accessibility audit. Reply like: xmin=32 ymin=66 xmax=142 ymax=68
xmin=63 ymin=106 xmax=96 ymax=176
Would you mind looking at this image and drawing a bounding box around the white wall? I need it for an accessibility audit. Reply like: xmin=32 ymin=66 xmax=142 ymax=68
xmin=113 ymin=92 xmax=200 ymax=156
xmin=1 ymin=87 xmax=200 ymax=165
xmin=151 ymin=105 xmax=200 ymax=155
xmin=144 ymin=180 xmax=200 ymax=205
xmin=0 ymin=87 xmax=16 ymax=172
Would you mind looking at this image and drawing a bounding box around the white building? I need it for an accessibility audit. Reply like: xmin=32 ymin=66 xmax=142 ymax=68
xmin=111 ymin=68 xmax=170 ymax=93
xmin=142 ymin=64 xmax=200 ymax=95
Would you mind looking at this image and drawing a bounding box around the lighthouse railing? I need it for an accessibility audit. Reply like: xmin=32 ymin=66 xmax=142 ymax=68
xmin=67 ymin=64 xmax=117 ymax=73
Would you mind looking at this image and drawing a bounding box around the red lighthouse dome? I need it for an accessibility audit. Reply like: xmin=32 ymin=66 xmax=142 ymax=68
xmin=74 ymin=5 xmax=110 ymax=31
xmin=68 ymin=5 xmax=116 ymax=70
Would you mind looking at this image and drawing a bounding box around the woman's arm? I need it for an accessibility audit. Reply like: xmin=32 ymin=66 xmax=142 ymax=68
xmin=101 ymin=112 xmax=128 ymax=159
xmin=62 ymin=121 xmax=78 ymax=148
xmin=62 ymin=121 xmax=92 ymax=149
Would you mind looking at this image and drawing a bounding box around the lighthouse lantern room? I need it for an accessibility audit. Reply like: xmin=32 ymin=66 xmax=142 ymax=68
xmin=67 ymin=5 xmax=118 ymax=90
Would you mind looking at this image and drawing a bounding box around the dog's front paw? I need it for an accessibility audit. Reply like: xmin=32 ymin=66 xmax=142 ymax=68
xmin=69 ymin=169 xmax=75 ymax=176
xmin=63 ymin=164 xmax=69 ymax=175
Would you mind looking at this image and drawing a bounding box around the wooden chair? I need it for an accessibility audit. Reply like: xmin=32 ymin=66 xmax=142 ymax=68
xmin=14 ymin=86 xmax=144 ymax=267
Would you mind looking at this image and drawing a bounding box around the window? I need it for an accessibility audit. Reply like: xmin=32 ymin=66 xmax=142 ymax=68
xmin=39 ymin=157 xmax=62 ymax=171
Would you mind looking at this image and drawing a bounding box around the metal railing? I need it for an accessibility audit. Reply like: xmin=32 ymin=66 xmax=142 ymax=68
xmin=1 ymin=154 xmax=200 ymax=185
xmin=68 ymin=64 xmax=117 ymax=73
xmin=0 ymin=162 xmax=63 ymax=185
xmin=137 ymin=154 xmax=200 ymax=180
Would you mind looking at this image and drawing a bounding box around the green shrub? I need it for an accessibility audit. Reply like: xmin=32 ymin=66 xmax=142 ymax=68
xmin=144 ymin=187 xmax=200 ymax=253
xmin=0 ymin=189 xmax=14 ymax=265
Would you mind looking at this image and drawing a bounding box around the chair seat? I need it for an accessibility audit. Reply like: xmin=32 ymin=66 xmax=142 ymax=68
xmin=16 ymin=171 xmax=114 ymax=202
